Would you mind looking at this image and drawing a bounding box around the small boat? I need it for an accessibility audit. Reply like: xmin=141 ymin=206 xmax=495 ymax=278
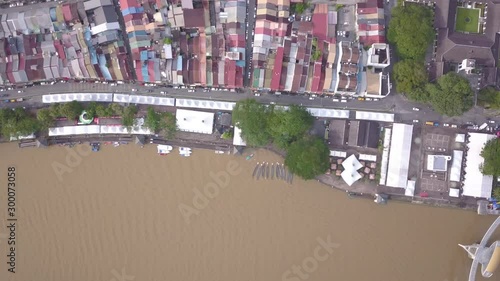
xmin=271 ymin=163 xmax=274 ymax=180
xmin=276 ymin=162 xmax=281 ymax=179
xmin=246 ymin=153 xmax=254 ymax=160
xmin=256 ymin=163 xmax=263 ymax=180
xmin=252 ymin=162 xmax=260 ymax=178
xmin=157 ymin=145 xmax=173 ymax=155
xmin=215 ymin=150 xmax=225 ymax=154
xmin=179 ymin=147 xmax=192 ymax=153
xmin=266 ymin=163 xmax=270 ymax=179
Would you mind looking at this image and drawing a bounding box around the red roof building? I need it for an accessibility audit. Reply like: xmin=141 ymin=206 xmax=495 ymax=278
xmin=270 ymin=46 xmax=284 ymax=90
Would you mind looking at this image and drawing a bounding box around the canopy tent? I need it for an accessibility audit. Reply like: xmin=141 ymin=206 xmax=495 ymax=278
xmin=341 ymin=170 xmax=362 ymax=186
xmin=355 ymin=111 xmax=394 ymax=123
xmin=176 ymin=109 xmax=215 ymax=134
xmin=463 ymin=133 xmax=495 ymax=198
xmin=405 ymin=180 xmax=415 ymax=196
xmin=307 ymin=108 xmax=349 ymax=119
xmin=450 ymin=150 xmax=463 ymax=182
xmin=342 ymin=154 xmax=363 ymax=170
xmin=330 ymin=150 xmax=347 ymax=158
xmin=43 ymin=93 xmax=113 ymax=103
xmin=449 ymin=188 xmax=460 ymax=198
xmin=386 ymin=123 xmax=413 ymax=188
xmin=233 ymin=126 xmax=246 ymax=146
xmin=341 ymin=154 xmax=363 ymax=186
xmin=455 ymin=134 xmax=466 ymax=143
xmin=176 ymin=99 xmax=236 ymax=111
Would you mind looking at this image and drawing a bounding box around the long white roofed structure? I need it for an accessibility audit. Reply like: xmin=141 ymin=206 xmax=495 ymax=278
xmin=233 ymin=126 xmax=246 ymax=146
xmin=450 ymin=150 xmax=464 ymax=182
xmin=463 ymin=133 xmax=495 ymax=198
xmin=113 ymin=94 xmax=175 ymax=106
xmin=48 ymin=125 xmax=101 ymax=136
xmin=42 ymin=93 xmax=113 ymax=103
xmin=386 ymin=123 xmax=413 ymax=188
xmin=176 ymin=99 xmax=236 ymax=111
xmin=307 ymin=108 xmax=349 ymax=119
xmin=355 ymin=111 xmax=394 ymax=123
xmin=176 ymin=109 xmax=215 ymax=134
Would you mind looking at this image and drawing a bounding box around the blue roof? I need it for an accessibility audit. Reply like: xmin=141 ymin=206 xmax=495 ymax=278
xmin=177 ymin=55 xmax=183 ymax=71
xmin=121 ymin=7 xmax=144 ymax=17
xmin=128 ymin=31 xmax=148 ymax=38
xmin=142 ymin=63 xmax=149 ymax=82
xmin=140 ymin=50 xmax=148 ymax=61
xmin=98 ymin=54 xmax=112 ymax=80
xmin=83 ymin=28 xmax=98 ymax=65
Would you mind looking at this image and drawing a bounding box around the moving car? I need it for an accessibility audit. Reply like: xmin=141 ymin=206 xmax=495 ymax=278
xmin=412 ymin=107 xmax=420 ymax=111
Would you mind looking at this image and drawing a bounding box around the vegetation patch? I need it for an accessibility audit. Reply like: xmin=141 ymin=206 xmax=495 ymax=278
xmin=455 ymin=7 xmax=480 ymax=33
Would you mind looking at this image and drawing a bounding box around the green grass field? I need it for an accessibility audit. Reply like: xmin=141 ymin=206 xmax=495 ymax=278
xmin=455 ymin=7 xmax=480 ymax=33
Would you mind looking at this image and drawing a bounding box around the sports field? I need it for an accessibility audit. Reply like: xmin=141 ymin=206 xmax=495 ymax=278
xmin=455 ymin=7 xmax=480 ymax=33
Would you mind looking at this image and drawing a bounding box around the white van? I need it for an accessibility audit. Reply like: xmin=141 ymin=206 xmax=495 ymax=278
xmin=341 ymin=100 xmax=347 ymax=103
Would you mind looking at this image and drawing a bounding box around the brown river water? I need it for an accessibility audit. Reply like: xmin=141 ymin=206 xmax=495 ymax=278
xmin=0 ymin=143 xmax=498 ymax=281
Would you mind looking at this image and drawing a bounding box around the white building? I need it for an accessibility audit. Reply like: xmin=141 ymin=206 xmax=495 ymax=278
xmin=175 ymin=109 xmax=215 ymax=135
xmin=386 ymin=123 xmax=413 ymax=188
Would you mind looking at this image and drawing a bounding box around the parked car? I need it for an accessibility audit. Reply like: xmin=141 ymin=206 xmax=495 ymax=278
xmin=412 ymin=107 xmax=420 ymax=111
xmin=443 ymin=123 xmax=450 ymax=127
xmin=488 ymin=120 xmax=496 ymax=124
xmin=413 ymin=120 xmax=419 ymax=123
xmin=357 ymin=97 xmax=365 ymax=101
xmin=131 ymin=88 xmax=137 ymax=92
xmin=365 ymin=98 xmax=372 ymax=101
xmin=451 ymin=124 xmax=458 ymax=128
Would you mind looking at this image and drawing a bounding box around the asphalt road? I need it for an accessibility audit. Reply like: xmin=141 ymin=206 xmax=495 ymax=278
xmin=243 ymin=0 xmax=256 ymax=87
xmin=3 ymin=82 xmax=499 ymax=127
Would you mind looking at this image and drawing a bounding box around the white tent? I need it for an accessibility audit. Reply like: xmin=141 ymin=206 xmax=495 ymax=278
xmin=386 ymin=123 xmax=413 ymax=188
xmin=341 ymin=154 xmax=363 ymax=186
xmin=307 ymin=108 xmax=349 ymax=119
xmin=450 ymin=150 xmax=463 ymax=182
xmin=342 ymin=154 xmax=363 ymax=170
xmin=176 ymin=109 xmax=215 ymax=134
xmin=330 ymin=150 xmax=347 ymax=158
xmin=449 ymin=188 xmax=460 ymax=198
xmin=233 ymin=126 xmax=246 ymax=146
xmin=42 ymin=93 xmax=113 ymax=103
xmin=355 ymin=111 xmax=394 ymax=123
xmin=463 ymin=133 xmax=495 ymax=198
xmin=341 ymin=170 xmax=362 ymax=186
xmin=455 ymin=134 xmax=466 ymax=143
xmin=176 ymin=99 xmax=236 ymax=111
xmin=405 ymin=180 xmax=415 ymax=196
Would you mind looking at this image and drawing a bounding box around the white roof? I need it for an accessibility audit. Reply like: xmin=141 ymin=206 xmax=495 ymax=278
xmin=42 ymin=93 xmax=113 ymax=103
xmin=455 ymin=134 xmax=466 ymax=143
xmin=379 ymin=128 xmax=392 ymax=185
xmin=48 ymin=124 xmax=151 ymax=136
xmin=233 ymin=126 xmax=246 ymax=146
xmin=405 ymin=180 xmax=415 ymax=196
xmin=99 ymin=125 xmax=152 ymax=135
xmin=355 ymin=111 xmax=394 ymax=123
xmin=330 ymin=150 xmax=347 ymax=158
xmin=10 ymin=133 xmax=35 ymax=141
xmin=463 ymin=133 xmax=495 ymax=198
xmin=426 ymin=155 xmax=450 ymax=172
xmin=48 ymin=125 xmax=101 ymax=136
xmin=341 ymin=170 xmax=362 ymax=186
xmin=176 ymin=99 xmax=236 ymax=111
xmin=449 ymin=188 xmax=460 ymax=198
xmin=176 ymin=109 xmax=214 ymax=134
xmin=341 ymin=154 xmax=363 ymax=186
xmin=450 ymin=150 xmax=463 ymax=182
xmin=113 ymin=94 xmax=175 ymax=106
xmin=307 ymin=108 xmax=349 ymax=119
xmin=359 ymin=154 xmax=377 ymax=162
xmin=91 ymin=22 xmax=120 ymax=35
xmin=386 ymin=124 xmax=413 ymax=188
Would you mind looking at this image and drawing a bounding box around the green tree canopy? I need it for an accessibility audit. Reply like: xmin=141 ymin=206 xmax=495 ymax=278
xmin=232 ymin=99 xmax=272 ymax=146
xmin=86 ymin=102 xmax=98 ymax=118
xmin=478 ymin=87 xmax=500 ymax=109
xmin=285 ymin=136 xmax=330 ymax=180
xmin=0 ymin=108 xmax=39 ymax=138
xmin=481 ymin=138 xmax=500 ymax=176
xmin=387 ymin=4 xmax=434 ymax=60
xmin=268 ymin=105 xmax=314 ymax=149
xmin=144 ymin=107 xmax=177 ymax=139
xmin=393 ymin=60 xmax=429 ymax=101
xmin=49 ymin=103 xmax=62 ymax=118
xmin=121 ymin=105 xmax=138 ymax=130
xmin=37 ymin=108 xmax=55 ymax=130
xmin=60 ymin=100 xmax=84 ymax=120
xmin=426 ymin=73 xmax=474 ymax=116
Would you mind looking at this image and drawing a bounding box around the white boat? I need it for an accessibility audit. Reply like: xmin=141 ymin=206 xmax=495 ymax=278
xmin=180 ymin=151 xmax=192 ymax=157
xmin=157 ymin=144 xmax=173 ymax=155
xmin=215 ymin=150 xmax=225 ymax=154
xmin=179 ymin=147 xmax=192 ymax=153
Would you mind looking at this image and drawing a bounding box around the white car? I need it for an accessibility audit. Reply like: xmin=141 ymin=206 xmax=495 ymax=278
xmin=373 ymin=98 xmax=379 ymax=101
xmin=365 ymin=98 xmax=372 ymax=101
xmin=270 ymin=102 xmax=276 ymax=105
xmin=412 ymin=107 xmax=420 ymax=111
xmin=451 ymin=124 xmax=458 ymax=128
xmin=309 ymin=97 xmax=314 ymax=100
xmin=160 ymin=91 xmax=166 ymax=95
xmin=131 ymin=88 xmax=137 ymax=92
xmin=17 ymin=90 xmax=23 ymax=93
xmin=413 ymin=120 xmax=419 ymax=123
xmin=443 ymin=123 xmax=450 ymax=127
xmin=332 ymin=99 xmax=340 ymax=102
xmin=254 ymin=93 xmax=261 ymax=96
xmin=110 ymin=83 xmax=117 ymax=86
xmin=488 ymin=120 xmax=496 ymax=124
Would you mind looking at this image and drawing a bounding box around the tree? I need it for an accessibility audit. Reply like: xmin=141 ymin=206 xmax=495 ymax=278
xmin=480 ymin=138 xmax=500 ymax=176
xmin=37 ymin=108 xmax=55 ymax=130
xmin=109 ymin=103 xmax=124 ymax=115
xmin=312 ymin=50 xmax=322 ymax=61
xmin=268 ymin=105 xmax=314 ymax=149
xmin=95 ymin=104 xmax=108 ymax=117
xmin=393 ymin=60 xmax=429 ymax=98
xmin=493 ymin=187 xmax=500 ymax=201
xmin=387 ymin=5 xmax=434 ymax=60
xmin=285 ymin=136 xmax=330 ymax=180
xmin=60 ymin=100 xmax=83 ymax=120
xmin=0 ymin=108 xmax=39 ymax=138
xmin=49 ymin=103 xmax=62 ymax=118
xmin=478 ymin=87 xmax=500 ymax=109
xmin=232 ymin=99 xmax=272 ymax=146
xmin=292 ymin=2 xmax=310 ymax=14
xmin=426 ymin=73 xmax=474 ymax=116
xmin=86 ymin=102 xmax=98 ymax=118
xmin=143 ymin=107 xmax=177 ymax=138
xmin=121 ymin=105 xmax=138 ymax=130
